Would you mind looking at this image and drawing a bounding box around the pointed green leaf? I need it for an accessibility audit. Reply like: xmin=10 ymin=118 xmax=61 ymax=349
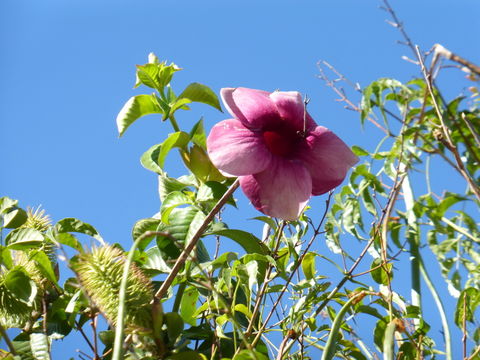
xmin=160 ymin=191 xmax=194 ymax=224
xmin=140 ymin=143 xmax=163 ymax=174
xmin=189 ymin=118 xmax=207 ymax=149
xmin=31 ymin=251 xmax=58 ymax=285
xmin=206 ymin=229 xmax=268 ymax=255
xmin=55 ymin=218 xmax=103 ymax=243
xmin=157 ymin=132 xmax=190 ymax=169
xmin=177 ymin=82 xmax=222 ymax=111
xmin=180 ymin=287 xmax=199 ymax=326
xmin=301 ymin=252 xmax=317 ymax=280
xmin=116 ymin=94 xmax=162 ymax=137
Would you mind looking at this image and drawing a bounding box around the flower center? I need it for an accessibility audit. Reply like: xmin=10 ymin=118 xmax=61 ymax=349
xmin=262 ymin=130 xmax=297 ymax=157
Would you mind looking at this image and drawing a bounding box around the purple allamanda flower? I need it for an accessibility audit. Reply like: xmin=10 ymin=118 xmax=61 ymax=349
xmin=207 ymin=87 xmax=359 ymax=220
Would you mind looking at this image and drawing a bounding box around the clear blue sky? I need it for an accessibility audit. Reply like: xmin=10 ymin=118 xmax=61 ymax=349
xmin=1 ymin=0 xmax=479 ymax=358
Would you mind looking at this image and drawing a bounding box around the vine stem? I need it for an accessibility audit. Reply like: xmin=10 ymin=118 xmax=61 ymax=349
xmin=112 ymin=230 xmax=178 ymax=360
xmin=419 ymin=257 xmax=452 ymax=360
xmin=0 ymin=323 xmax=16 ymax=355
xmin=154 ymin=178 xmax=240 ymax=300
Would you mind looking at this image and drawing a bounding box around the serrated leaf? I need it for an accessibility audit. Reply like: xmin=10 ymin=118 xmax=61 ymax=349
xmin=177 ymin=83 xmax=222 ymax=111
xmin=116 ymin=94 xmax=162 ymax=137
xmin=206 ymin=229 xmax=268 ymax=255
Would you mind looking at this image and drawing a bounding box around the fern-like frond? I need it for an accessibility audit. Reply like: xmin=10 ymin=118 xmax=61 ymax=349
xmin=73 ymin=245 xmax=154 ymax=331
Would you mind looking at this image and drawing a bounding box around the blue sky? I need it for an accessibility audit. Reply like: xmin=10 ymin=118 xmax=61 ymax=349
xmin=1 ymin=0 xmax=479 ymax=358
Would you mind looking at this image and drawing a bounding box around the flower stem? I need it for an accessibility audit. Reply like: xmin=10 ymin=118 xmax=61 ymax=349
xmin=112 ymin=231 xmax=173 ymax=360
xmin=169 ymin=114 xmax=180 ymax=132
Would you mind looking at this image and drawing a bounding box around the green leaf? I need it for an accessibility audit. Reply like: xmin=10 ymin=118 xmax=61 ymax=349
xmin=180 ymin=287 xmax=199 ymax=326
xmin=4 ymin=267 xmax=35 ymax=304
xmin=132 ymin=218 xmax=161 ymax=251
xmin=206 ymin=229 xmax=268 ymax=255
xmin=177 ymin=82 xmax=222 ymax=111
xmin=196 ymin=181 xmax=236 ymax=207
xmin=143 ymin=246 xmax=171 ymax=274
xmin=5 ymin=228 xmax=44 ymax=250
xmin=370 ymin=258 xmax=392 ymax=285
xmin=140 ymin=143 xmax=163 ymax=174
xmin=455 ymin=287 xmax=480 ymax=326
xmin=164 ymin=312 xmax=184 ymax=345
xmin=351 ymin=145 xmax=369 ymax=156
xmin=55 ymin=218 xmax=103 ymax=243
xmin=3 ymin=207 xmax=28 ymax=229
xmin=301 ymin=252 xmax=317 ymax=280
xmin=157 ymin=132 xmax=190 ymax=169
xmin=184 ymin=145 xmax=225 ymax=182
xmin=160 ymin=191 xmax=194 ymax=224
xmin=54 ymin=233 xmax=83 ymax=252
xmin=0 ymin=196 xmax=18 ymax=214
xmin=31 ymin=251 xmax=58 ymax=285
xmin=29 ymin=333 xmax=51 ymax=360
xmin=116 ymin=94 xmax=162 ymax=137
xmin=158 ymin=174 xmax=191 ymax=202
xmin=135 ymin=62 xmax=181 ymax=92
xmin=189 ymin=118 xmax=207 ymax=149
xmin=160 ymin=207 xmax=207 ymax=245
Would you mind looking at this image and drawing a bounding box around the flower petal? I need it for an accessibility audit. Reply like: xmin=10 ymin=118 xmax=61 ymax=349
xmin=269 ymin=91 xmax=317 ymax=131
xmin=239 ymin=159 xmax=312 ymax=220
xmin=207 ymin=119 xmax=272 ymax=176
xmin=299 ymin=126 xmax=359 ymax=195
xmin=221 ymin=88 xmax=279 ymax=128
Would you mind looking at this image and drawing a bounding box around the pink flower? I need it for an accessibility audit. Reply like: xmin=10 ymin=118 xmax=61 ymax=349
xmin=207 ymin=87 xmax=359 ymax=220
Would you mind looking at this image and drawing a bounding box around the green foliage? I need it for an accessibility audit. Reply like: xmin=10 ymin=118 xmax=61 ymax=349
xmin=2 ymin=45 xmax=480 ymax=360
